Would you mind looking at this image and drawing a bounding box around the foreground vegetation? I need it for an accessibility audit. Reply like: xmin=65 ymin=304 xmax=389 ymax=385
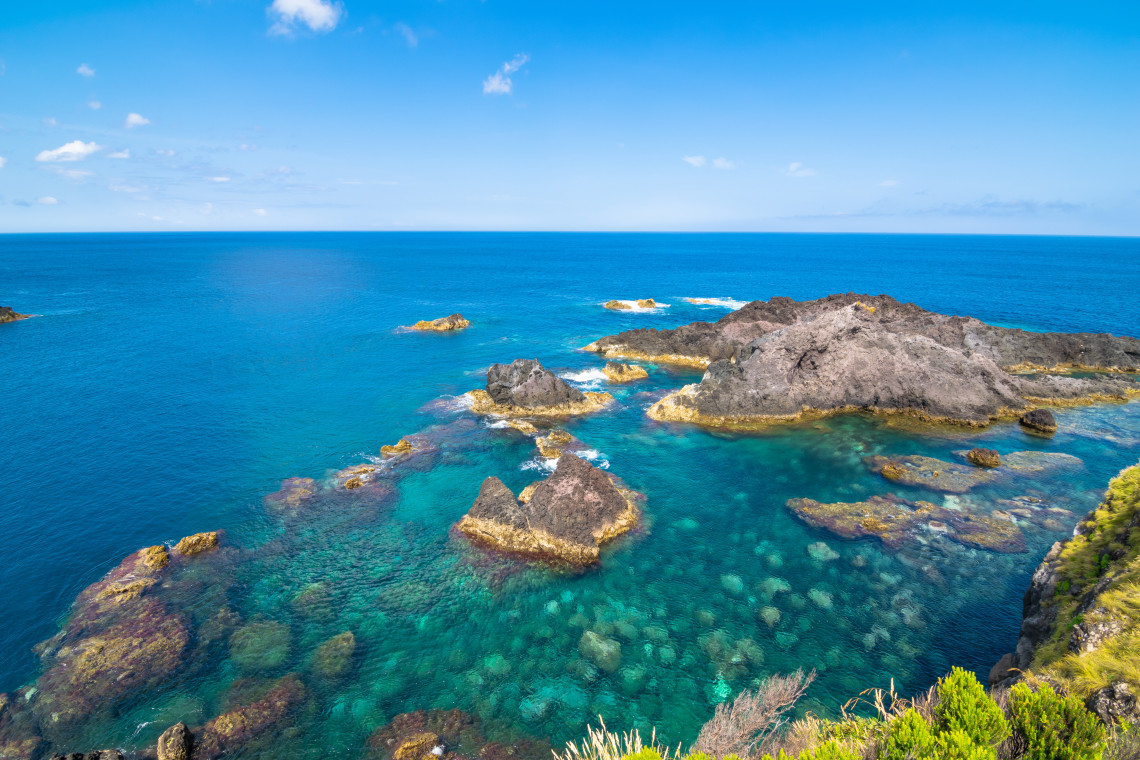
xmin=558 ymin=669 xmax=1132 ymax=760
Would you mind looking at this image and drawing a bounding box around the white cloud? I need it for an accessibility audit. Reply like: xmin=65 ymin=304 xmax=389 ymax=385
xmin=879 ymin=179 xmax=899 ymax=187
xmin=125 ymin=112 xmax=151 ymax=128
xmin=253 ymin=208 xmax=268 ymax=216
xmin=395 ymin=22 xmax=418 ymax=47
xmin=156 ymin=149 xmax=175 ymax=157
xmin=784 ymin=162 xmax=818 ymax=178
xmin=43 ymin=117 xmax=57 ymax=127
xmin=712 ymin=157 xmax=734 ymax=170
xmin=109 ymin=183 xmax=143 ymax=193
xmin=0 ymin=156 xmax=6 ymax=169
xmin=483 ymin=53 xmax=529 ymax=95
xmin=108 ymin=149 xmax=131 ymax=159
xmin=36 ymin=140 xmax=102 ymax=162
xmin=38 ymin=196 xmax=59 ymax=205
xmin=239 ymin=143 xmax=258 ymax=151
xmin=88 ymin=101 xmax=102 ymax=110
xmin=682 ymin=155 xmax=707 ymax=168
xmin=77 ymin=63 xmax=95 ymax=77
xmin=208 ymin=176 xmax=231 ymax=182
xmin=48 ymin=167 xmax=94 ymax=180
xmin=269 ymin=0 xmax=342 ymax=35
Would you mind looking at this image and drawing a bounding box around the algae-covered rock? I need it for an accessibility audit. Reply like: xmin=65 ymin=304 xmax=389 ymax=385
xmin=175 ymin=532 xmax=219 ymax=556
xmin=311 ymin=631 xmax=355 ymax=679
xmin=264 ymin=477 xmax=317 ymax=511
xmin=157 ymin=722 xmax=193 ymax=760
xmin=579 ymin=630 xmax=622 ymax=672
xmin=191 ymin=674 xmax=306 ymax=759
xmin=604 ymin=300 xmax=632 ymax=311
xmin=1020 ymin=408 xmax=1057 ymax=434
xmin=966 ymin=448 xmax=1002 ymax=468
xmin=365 ymin=709 xmax=549 ymax=760
xmin=382 ymin=439 xmax=414 ymax=457
xmin=603 ymin=362 xmax=649 ymax=384
xmin=410 ymin=314 xmax=470 ymax=332
xmin=229 ymin=621 xmax=292 ymax=671
xmin=869 ymin=455 xmax=997 ymax=493
xmin=0 ymin=306 xmax=30 ymax=324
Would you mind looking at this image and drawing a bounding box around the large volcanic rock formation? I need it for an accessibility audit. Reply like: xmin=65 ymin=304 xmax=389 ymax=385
xmin=621 ymin=294 xmax=1139 ymax=427
xmin=456 ymin=454 xmax=640 ymax=565
xmin=466 ymin=359 xmax=613 ymax=417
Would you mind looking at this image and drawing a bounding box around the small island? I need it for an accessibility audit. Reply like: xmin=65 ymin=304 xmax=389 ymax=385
xmin=466 ymin=359 xmax=613 ymax=417
xmin=604 ymin=299 xmax=658 ymax=310
xmin=455 ymin=454 xmax=640 ymax=565
xmin=603 ymin=361 xmax=648 ymax=384
xmin=0 ymin=306 xmax=30 ymax=324
xmin=408 ymin=314 xmax=470 ymax=332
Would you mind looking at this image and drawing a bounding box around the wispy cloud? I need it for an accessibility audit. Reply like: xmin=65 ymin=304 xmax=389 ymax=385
xmin=77 ymin=63 xmax=95 ymax=77
xmin=269 ymin=0 xmax=342 ymax=36
xmin=125 ymin=112 xmax=151 ymax=128
xmin=208 ymin=176 xmax=231 ymax=183
xmin=712 ymin=157 xmax=734 ymax=170
xmin=394 ymin=22 xmax=418 ymax=47
xmin=38 ymin=196 xmax=59 ymax=205
xmin=879 ymin=179 xmax=899 ymax=187
xmin=108 ymin=149 xmax=131 ymax=159
xmin=253 ymin=208 xmax=268 ymax=216
xmin=483 ymin=54 xmax=529 ymax=95
xmin=784 ymin=162 xmax=817 ymax=178
xmin=683 ymin=155 xmax=734 ymax=170
xmin=0 ymin=156 xmax=6 ymax=169
xmin=36 ymin=140 xmax=102 ymax=162
xmin=682 ymin=155 xmax=707 ymax=168
xmin=48 ymin=167 xmax=94 ymax=180
xmin=88 ymin=100 xmax=102 ymax=110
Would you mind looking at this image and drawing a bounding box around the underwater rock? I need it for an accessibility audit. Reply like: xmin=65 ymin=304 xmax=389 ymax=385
xmin=157 ymin=722 xmax=193 ymax=760
xmin=291 ymin=584 xmax=333 ymax=620
xmin=633 ymin=294 xmax=1139 ymax=427
xmin=966 ymin=448 xmax=1002 ymax=468
xmin=787 ymin=494 xmax=1026 ymax=553
xmin=579 ymin=630 xmax=622 ymax=672
xmin=409 ymin=314 xmax=470 ymax=332
xmin=311 ymin=631 xmax=356 ymax=678
xmin=603 ymin=361 xmax=649 ymax=384
xmin=1020 ymin=408 xmax=1058 ymax=434
xmin=999 ymin=450 xmax=1082 ymax=473
xmin=0 ymin=306 xmax=30 ymax=324
xmin=467 ymin=359 xmax=614 ymax=418
xmin=175 ymin=531 xmax=219 ymax=556
xmin=382 ymin=438 xmax=414 ymax=456
xmin=229 ymin=621 xmax=292 ymax=671
xmin=456 ymin=454 xmax=640 ymax=566
xmin=191 ymin=674 xmax=306 ymax=759
xmin=869 ymin=454 xmax=997 ymax=493
xmin=365 ymin=708 xmax=549 ymax=760
xmin=48 ymin=751 xmax=124 ymax=759
xmin=0 ymin=690 xmax=43 ymax=759
xmin=264 ymin=477 xmax=317 ymax=511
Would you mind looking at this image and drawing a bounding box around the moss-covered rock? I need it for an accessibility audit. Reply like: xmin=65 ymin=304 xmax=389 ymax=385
xmin=311 ymin=631 xmax=355 ymax=679
xmin=229 ymin=622 xmax=292 ymax=671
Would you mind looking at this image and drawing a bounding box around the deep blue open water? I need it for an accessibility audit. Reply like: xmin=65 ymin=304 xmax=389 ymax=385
xmin=2 ymin=232 xmax=1140 ymax=756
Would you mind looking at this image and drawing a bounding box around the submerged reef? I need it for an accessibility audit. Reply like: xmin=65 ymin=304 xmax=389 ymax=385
xmin=586 ymin=293 xmax=1140 ymax=426
xmin=871 ymin=451 xmax=1082 ymax=492
xmin=365 ymin=709 xmax=549 ymax=760
xmin=456 ymin=453 xmax=641 ymax=566
xmin=466 ymin=359 xmax=613 ymax=418
xmin=603 ymin=361 xmax=649 ymax=384
xmin=0 ymin=306 xmax=30 ymax=323
xmin=409 ymin=314 xmax=470 ymax=332
xmin=786 ymin=494 xmax=1028 ymax=553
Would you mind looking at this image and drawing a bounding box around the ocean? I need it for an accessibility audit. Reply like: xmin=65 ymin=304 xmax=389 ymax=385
xmin=2 ymin=232 xmax=1139 ymax=756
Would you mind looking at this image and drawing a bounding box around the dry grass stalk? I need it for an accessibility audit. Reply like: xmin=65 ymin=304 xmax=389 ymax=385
xmin=554 ymin=717 xmax=679 ymax=760
xmin=690 ymin=669 xmax=817 ymax=760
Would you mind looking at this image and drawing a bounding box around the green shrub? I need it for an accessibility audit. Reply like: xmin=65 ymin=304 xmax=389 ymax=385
xmin=934 ymin=668 xmax=1010 ymax=748
xmin=804 ymin=740 xmax=858 ymax=760
xmin=622 ymin=750 xmax=664 ymax=760
xmin=934 ymin=728 xmax=997 ymax=760
xmin=1008 ymin=683 xmax=1105 ymax=760
xmin=883 ymin=709 xmax=937 ymax=760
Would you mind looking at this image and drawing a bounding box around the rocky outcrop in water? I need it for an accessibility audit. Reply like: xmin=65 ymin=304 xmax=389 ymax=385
xmin=466 ymin=359 xmax=613 ymax=417
xmin=456 ymin=454 xmax=640 ymax=565
xmin=603 ymin=361 xmax=648 ymax=384
xmin=409 ymin=314 xmax=470 ymax=332
xmin=1020 ymin=408 xmax=1058 ymax=434
xmin=0 ymin=306 xmax=29 ymax=323
xmin=967 ymin=448 xmax=1002 ymax=468
xmin=191 ymin=674 xmax=307 ymax=759
xmin=365 ymin=709 xmax=549 ymax=760
xmin=157 ymin=723 xmax=193 ymax=760
xmin=635 ymin=294 xmax=1139 ymax=427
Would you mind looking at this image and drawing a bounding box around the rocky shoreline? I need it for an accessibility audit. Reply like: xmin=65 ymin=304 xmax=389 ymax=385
xmin=0 ymin=306 xmax=30 ymax=324
xmin=620 ymin=294 xmax=1140 ymax=428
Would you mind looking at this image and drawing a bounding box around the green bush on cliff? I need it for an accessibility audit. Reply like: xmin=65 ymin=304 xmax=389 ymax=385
xmin=934 ymin=668 xmax=1010 ymax=748
xmin=1009 ymin=683 xmax=1104 ymax=760
xmin=933 ymin=729 xmax=997 ymax=760
xmin=883 ymin=709 xmax=936 ymax=760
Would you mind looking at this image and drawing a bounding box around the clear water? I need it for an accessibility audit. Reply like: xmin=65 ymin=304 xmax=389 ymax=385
xmin=3 ymin=232 xmax=1140 ymax=756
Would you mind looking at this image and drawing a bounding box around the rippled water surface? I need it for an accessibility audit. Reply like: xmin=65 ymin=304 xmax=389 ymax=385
xmin=3 ymin=232 xmax=1140 ymax=756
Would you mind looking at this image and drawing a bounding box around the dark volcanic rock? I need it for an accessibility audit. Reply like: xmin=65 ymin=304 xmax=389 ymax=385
xmin=643 ymin=295 xmax=1139 ymax=426
xmin=486 ymin=359 xmax=585 ymax=408
xmin=0 ymin=306 xmax=29 ymax=324
xmin=1020 ymin=408 xmax=1058 ymax=434
xmin=1086 ymin=682 xmax=1140 ymax=725
xmin=457 ymin=454 xmax=639 ymax=565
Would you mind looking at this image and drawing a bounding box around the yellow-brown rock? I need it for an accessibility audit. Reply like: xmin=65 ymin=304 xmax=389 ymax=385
xmin=507 ymin=420 xmax=540 ymax=435
xmin=635 ymin=299 xmax=657 ymax=308
xmin=603 ymin=361 xmax=648 ymax=384
xmin=410 ymin=314 xmax=470 ymax=332
xmin=394 ymin=732 xmax=443 ymax=760
xmin=344 ymin=477 xmax=364 ymax=490
xmin=603 ymin=300 xmax=632 ymax=310
xmin=466 ymin=389 xmax=613 ymax=419
xmin=139 ymin=544 xmax=171 ymax=571
xmin=381 ymin=438 xmax=413 ymax=456
xmin=174 ymin=531 xmax=219 ymax=556
xmin=518 ymin=483 xmax=539 ymax=504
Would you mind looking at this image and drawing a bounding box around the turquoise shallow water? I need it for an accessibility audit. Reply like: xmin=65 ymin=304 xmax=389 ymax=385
xmin=2 ymin=232 xmax=1140 ymax=756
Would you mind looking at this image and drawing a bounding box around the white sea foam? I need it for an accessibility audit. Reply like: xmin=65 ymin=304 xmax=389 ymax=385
xmin=560 ymin=368 xmax=609 ymax=390
xmin=682 ymin=297 xmax=748 ymax=309
xmin=484 ymin=419 xmax=511 ymax=429
xmin=431 ymin=393 xmax=475 ymax=414
xmin=521 ymin=457 xmax=559 ymax=472
xmin=520 ymin=448 xmax=610 ymax=472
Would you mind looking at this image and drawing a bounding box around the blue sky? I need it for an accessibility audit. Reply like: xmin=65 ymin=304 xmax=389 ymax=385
xmin=1 ymin=1 xmax=1138 ymax=233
